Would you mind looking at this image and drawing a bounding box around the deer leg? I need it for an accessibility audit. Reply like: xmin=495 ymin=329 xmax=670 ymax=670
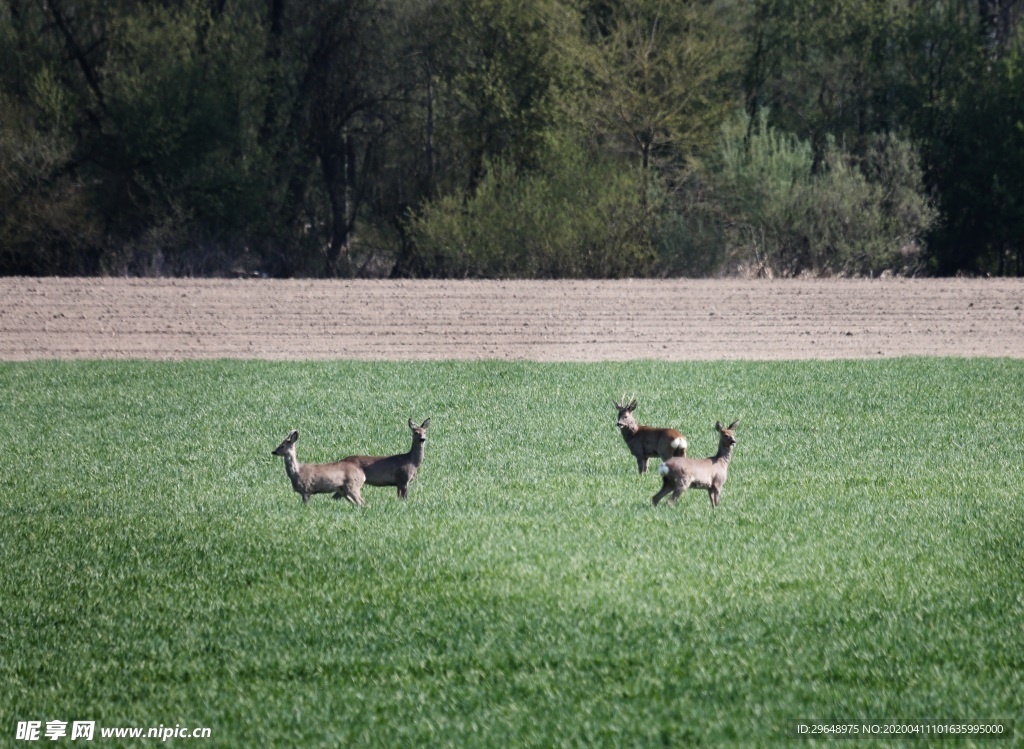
xmin=710 ymin=477 xmax=726 ymax=507
xmin=637 ymin=455 xmax=649 ymax=474
xmin=709 ymin=487 xmax=721 ymax=508
xmin=398 ymin=467 xmax=415 ymax=498
xmin=652 ymin=477 xmax=674 ymax=506
xmin=301 ymin=493 xmax=310 ymax=505
xmin=667 ymin=477 xmax=692 ymax=507
xmin=345 ymin=475 xmax=367 ymax=507
xmin=342 ymin=485 xmax=365 ymax=507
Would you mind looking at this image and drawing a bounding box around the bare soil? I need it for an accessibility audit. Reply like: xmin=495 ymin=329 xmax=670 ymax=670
xmin=1 ymin=277 xmax=1022 ymax=361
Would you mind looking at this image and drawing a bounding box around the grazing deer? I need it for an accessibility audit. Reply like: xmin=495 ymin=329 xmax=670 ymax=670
xmin=614 ymin=396 xmax=688 ymax=474
xmin=652 ymin=420 xmax=740 ymax=508
xmin=272 ymin=430 xmax=367 ymax=506
xmin=342 ymin=418 xmax=430 ymax=499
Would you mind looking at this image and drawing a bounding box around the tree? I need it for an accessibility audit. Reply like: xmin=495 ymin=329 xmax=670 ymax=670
xmin=744 ymin=0 xmax=1024 ymax=275
xmin=432 ymin=0 xmax=582 ymax=189
xmin=0 ymin=0 xmax=103 ymax=273
xmin=896 ymin=0 xmax=1024 ymax=274
xmin=0 ymin=90 xmax=101 ymax=274
xmin=741 ymin=0 xmax=905 ymax=162
xmin=586 ymin=0 xmax=740 ymax=171
xmin=1 ymin=0 xmax=1020 ymax=277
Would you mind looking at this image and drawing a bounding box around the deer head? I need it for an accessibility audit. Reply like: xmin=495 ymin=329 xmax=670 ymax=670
xmin=272 ymin=430 xmax=299 ymax=456
xmin=715 ymin=420 xmax=740 ymax=448
xmin=409 ymin=418 xmax=430 ymax=443
xmin=614 ymin=395 xmax=639 ymax=430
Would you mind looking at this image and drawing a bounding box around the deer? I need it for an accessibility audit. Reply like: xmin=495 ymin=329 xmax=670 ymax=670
xmin=272 ymin=419 xmax=430 ymax=506
xmin=652 ymin=420 xmax=740 ymax=508
xmin=340 ymin=418 xmax=430 ymax=499
xmin=614 ymin=396 xmax=688 ymax=474
xmin=272 ymin=430 xmax=367 ymax=507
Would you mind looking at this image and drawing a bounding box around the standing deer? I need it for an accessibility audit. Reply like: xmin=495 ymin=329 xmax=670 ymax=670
xmin=614 ymin=396 xmax=688 ymax=474
xmin=272 ymin=418 xmax=431 ymax=506
xmin=272 ymin=430 xmax=367 ymax=506
xmin=652 ymin=419 xmax=740 ymax=508
xmin=341 ymin=418 xmax=431 ymax=499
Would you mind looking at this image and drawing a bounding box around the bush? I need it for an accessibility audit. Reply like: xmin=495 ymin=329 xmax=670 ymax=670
xmin=406 ymin=141 xmax=658 ymax=278
xmin=654 ymin=177 xmax=730 ymax=277
xmin=661 ymin=111 xmax=936 ymax=276
xmin=0 ymin=92 xmax=103 ymax=274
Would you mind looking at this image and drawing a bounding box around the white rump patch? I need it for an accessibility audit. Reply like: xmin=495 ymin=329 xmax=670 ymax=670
xmin=658 ymin=463 xmax=670 ymax=475
xmin=671 ymin=437 xmax=687 ymax=450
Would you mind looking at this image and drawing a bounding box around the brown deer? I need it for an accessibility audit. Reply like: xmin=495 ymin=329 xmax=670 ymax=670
xmin=614 ymin=396 xmax=688 ymax=474
xmin=272 ymin=430 xmax=367 ymax=506
xmin=341 ymin=418 xmax=431 ymax=499
xmin=652 ymin=420 xmax=740 ymax=508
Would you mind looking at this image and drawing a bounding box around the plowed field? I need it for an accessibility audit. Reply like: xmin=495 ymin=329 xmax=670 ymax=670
xmin=1 ymin=277 xmax=1022 ymax=360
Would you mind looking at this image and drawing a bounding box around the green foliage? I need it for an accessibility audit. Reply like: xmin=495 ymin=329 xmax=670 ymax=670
xmin=407 ymin=139 xmax=657 ymax=277
xmin=0 ymin=91 xmax=101 ymax=274
xmin=585 ymin=0 xmax=741 ymax=170
xmin=1 ymin=0 xmax=1022 ymax=276
xmin=1 ymin=359 xmax=1023 ymax=745
xmin=436 ymin=0 xmax=581 ymax=181
xmin=743 ymin=0 xmax=1024 ymax=276
xmin=661 ymin=111 xmax=936 ymax=276
xmin=653 ymin=186 xmax=730 ymax=277
xmin=918 ymin=25 xmax=1024 ymax=275
xmin=0 ymin=8 xmax=100 ymax=274
xmin=95 ymin=2 xmax=269 ymax=274
xmin=744 ymin=0 xmax=904 ymax=152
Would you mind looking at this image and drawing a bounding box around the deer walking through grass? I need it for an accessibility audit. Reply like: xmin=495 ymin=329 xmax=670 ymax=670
xmin=652 ymin=420 xmax=740 ymax=508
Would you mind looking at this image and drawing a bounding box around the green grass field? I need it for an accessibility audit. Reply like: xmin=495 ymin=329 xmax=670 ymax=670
xmin=1 ymin=358 xmax=1022 ymax=746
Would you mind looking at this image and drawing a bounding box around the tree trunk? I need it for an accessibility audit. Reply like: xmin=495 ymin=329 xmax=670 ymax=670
xmin=425 ymin=59 xmax=436 ymax=199
xmin=322 ymin=134 xmax=352 ymax=277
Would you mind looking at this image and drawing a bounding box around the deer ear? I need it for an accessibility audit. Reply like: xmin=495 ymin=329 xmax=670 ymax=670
xmin=408 ymin=418 xmax=416 ymax=429
xmin=613 ymin=400 xmax=622 ymax=410
xmin=421 ymin=418 xmax=430 ymax=429
xmin=715 ymin=421 xmax=724 ymax=432
xmin=728 ymin=419 xmax=741 ymax=430
xmin=628 ymin=398 xmax=638 ymax=411
xmin=288 ymin=430 xmax=299 ymax=443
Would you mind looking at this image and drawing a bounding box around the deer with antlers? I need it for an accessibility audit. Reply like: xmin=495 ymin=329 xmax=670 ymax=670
xmin=614 ymin=396 xmax=688 ymax=474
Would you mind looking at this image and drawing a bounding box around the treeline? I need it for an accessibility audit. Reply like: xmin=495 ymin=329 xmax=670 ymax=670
xmin=1 ymin=0 xmax=1022 ymax=278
